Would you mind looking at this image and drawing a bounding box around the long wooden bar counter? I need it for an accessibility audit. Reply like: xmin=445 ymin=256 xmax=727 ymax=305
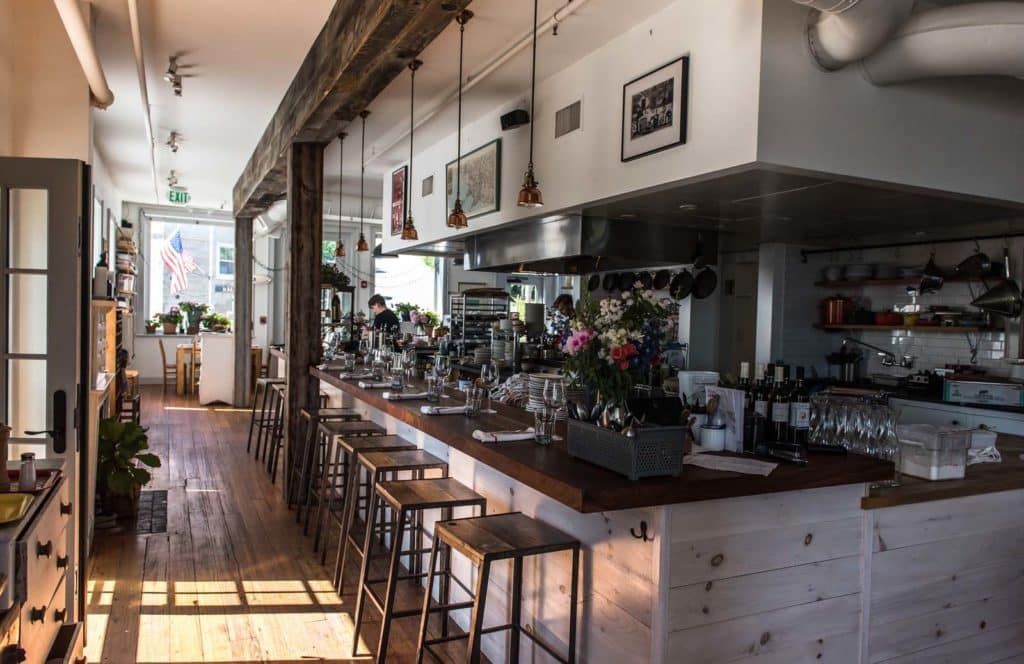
xmin=312 ymin=366 xmax=1024 ymax=663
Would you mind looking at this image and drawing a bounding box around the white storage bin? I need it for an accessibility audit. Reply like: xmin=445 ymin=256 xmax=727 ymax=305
xmin=896 ymin=424 xmax=970 ymax=481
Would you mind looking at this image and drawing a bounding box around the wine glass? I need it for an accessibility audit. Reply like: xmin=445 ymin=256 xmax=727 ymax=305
xmin=358 ymin=338 xmax=371 ymax=369
xmin=433 ymin=354 xmax=450 ymax=383
xmin=479 ymin=362 xmax=497 ymax=414
xmin=543 ymin=379 xmax=565 ymax=413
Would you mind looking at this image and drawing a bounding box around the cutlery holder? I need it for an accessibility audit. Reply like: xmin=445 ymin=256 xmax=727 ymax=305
xmin=567 ymin=419 xmax=686 ymax=481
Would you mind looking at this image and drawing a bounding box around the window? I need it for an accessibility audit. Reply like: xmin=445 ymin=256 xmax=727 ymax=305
xmin=145 ymin=219 xmax=235 ymax=322
xmin=216 ymin=244 xmax=235 ymax=279
xmin=375 ymin=254 xmax=438 ymax=314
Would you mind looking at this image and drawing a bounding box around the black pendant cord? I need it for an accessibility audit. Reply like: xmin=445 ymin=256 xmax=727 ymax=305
xmin=408 ymin=61 xmax=418 ymax=215
xmin=337 ymin=133 xmax=345 ymax=246
xmin=455 ymin=18 xmax=465 ymax=202
xmin=528 ymin=0 xmax=538 ymax=171
xmin=360 ymin=111 xmax=366 ymax=240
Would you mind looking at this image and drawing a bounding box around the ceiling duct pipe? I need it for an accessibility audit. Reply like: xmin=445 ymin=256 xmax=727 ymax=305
xmin=52 ymin=0 xmax=115 ymax=108
xmin=792 ymin=0 xmax=914 ymax=70
xmin=862 ymin=2 xmax=1024 ymax=85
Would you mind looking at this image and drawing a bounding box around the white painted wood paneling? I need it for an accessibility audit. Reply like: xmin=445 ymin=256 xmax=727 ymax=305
xmin=669 ymin=556 xmax=861 ymax=630
xmin=877 ymin=621 xmax=1024 ymax=664
xmin=670 ymin=516 xmax=863 ymax=587
xmin=873 ymin=489 xmax=1024 ymax=552
xmin=667 ymin=594 xmax=861 ymax=663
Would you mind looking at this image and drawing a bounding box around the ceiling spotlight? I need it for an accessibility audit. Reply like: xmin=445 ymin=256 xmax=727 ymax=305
xmin=172 ymin=77 xmax=182 ymax=97
xmin=167 ymin=170 xmax=178 ymax=187
xmin=166 ymin=131 xmax=180 ymax=153
xmin=163 ymin=56 xmax=178 ymax=83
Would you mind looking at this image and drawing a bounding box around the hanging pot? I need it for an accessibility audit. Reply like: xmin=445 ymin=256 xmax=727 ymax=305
xmin=588 ymin=274 xmax=601 ymax=292
xmin=618 ymin=272 xmax=637 ymax=291
xmin=671 ymin=270 xmax=694 ymax=299
xmin=972 ymin=279 xmax=1023 ymax=318
xmin=653 ymin=269 xmax=671 ymax=290
xmin=602 ymin=273 xmax=618 ymax=291
xmin=693 ymin=267 xmax=718 ymax=299
xmin=955 ymin=250 xmax=992 ymax=279
xmin=919 ymin=253 xmax=944 ymax=294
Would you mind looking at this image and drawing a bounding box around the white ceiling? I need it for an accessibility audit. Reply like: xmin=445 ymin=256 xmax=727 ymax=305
xmin=92 ymin=0 xmax=675 ymax=211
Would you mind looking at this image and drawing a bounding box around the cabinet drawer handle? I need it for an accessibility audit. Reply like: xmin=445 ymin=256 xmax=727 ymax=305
xmin=28 ymin=606 xmax=45 ymax=624
xmin=804 ymin=533 xmax=813 ymax=546
xmin=52 ymin=608 xmax=66 ymax=622
xmin=56 ymin=554 xmax=69 ymax=569
xmin=60 ymin=501 xmax=72 ymax=516
xmin=710 ymin=553 xmax=725 ymax=567
xmin=36 ymin=540 xmax=53 ymax=558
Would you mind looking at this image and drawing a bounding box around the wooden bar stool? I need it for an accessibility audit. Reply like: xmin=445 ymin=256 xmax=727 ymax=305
xmin=247 ymin=377 xmax=284 ymax=455
xmin=352 ymin=478 xmax=487 ymax=663
xmin=258 ymin=383 xmax=286 ymax=467
xmin=334 ymin=449 xmax=449 ymax=594
xmin=418 ymin=512 xmax=580 ymax=664
xmin=309 ymin=422 xmax=390 ymax=560
xmin=264 ymin=387 xmax=331 ymax=481
xmin=289 ymin=407 xmax=363 ymax=516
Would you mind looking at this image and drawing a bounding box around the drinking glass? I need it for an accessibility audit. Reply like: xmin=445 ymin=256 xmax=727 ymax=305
xmin=425 ymin=374 xmax=442 ymax=403
xmin=358 ymin=338 xmax=371 ymax=368
xmin=534 ymin=407 xmax=556 ymax=445
xmin=465 ymin=386 xmax=484 ymax=418
xmin=389 ymin=356 xmax=405 ymax=391
xmin=433 ymin=355 xmax=450 ymax=384
xmin=543 ymin=379 xmax=566 ymax=413
xmin=479 ymin=363 xmax=497 ymax=414
xmin=403 ymin=348 xmax=418 ymax=383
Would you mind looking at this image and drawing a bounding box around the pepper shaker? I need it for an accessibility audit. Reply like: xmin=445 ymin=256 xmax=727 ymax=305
xmin=18 ymin=452 xmax=36 ymax=492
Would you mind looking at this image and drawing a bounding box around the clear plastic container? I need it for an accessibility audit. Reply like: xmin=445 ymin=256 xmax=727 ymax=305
xmin=896 ymin=424 xmax=970 ymax=481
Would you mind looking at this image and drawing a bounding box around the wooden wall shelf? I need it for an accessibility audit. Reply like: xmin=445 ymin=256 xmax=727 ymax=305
xmin=815 ymin=324 xmax=990 ymax=333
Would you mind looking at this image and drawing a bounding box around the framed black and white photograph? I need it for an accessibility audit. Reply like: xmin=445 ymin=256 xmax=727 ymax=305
xmin=446 ymin=138 xmax=501 ymax=219
xmin=621 ymin=56 xmax=689 ymax=162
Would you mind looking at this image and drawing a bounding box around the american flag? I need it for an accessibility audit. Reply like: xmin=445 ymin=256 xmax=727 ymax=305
xmin=160 ymin=229 xmax=198 ymax=294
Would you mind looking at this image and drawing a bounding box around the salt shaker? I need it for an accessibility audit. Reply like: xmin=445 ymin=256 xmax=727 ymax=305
xmin=18 ymin=452 xmax=36 ymax=492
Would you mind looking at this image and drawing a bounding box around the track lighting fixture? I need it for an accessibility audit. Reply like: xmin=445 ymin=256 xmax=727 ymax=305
xmin=163 ymin=56 xmax=178 ymax=83
xmin=167 ymin=170 xmax=178 ymax=187
xmin=166 ymin=131 xmax=180 ymax=153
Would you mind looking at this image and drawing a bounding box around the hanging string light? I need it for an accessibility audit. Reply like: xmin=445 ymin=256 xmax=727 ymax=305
xmin=447 ymin=10 xmax=473 ymax=229
xmin=356 ymin=109 xmax=370 ymax=252
xmin=401 ymin=59 xmax=422 ymax=241
xmin=517 ymin=0 xmax=543 ymax=207
xmin=334 ymin=132 xmax=347 ymax=257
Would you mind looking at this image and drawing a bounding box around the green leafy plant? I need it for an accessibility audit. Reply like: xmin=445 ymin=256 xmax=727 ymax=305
xmin=158 ymin=311 xmax=182 ymax=325
xmin=393 ymin=302 xmax=417 ymax=315
xmin=179 ymin=301 xmax=209 ymax=330
xmin=201 ymin=312 xmax=232 ymax=330
xmin=97 ymin=418 xmax=161 ymax=496
xmin=321 ymin=263 xmax=351 ymax=290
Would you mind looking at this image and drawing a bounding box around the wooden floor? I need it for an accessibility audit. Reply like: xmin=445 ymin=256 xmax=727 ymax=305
xmin=85 ymin=386 xmax=463 ymax=664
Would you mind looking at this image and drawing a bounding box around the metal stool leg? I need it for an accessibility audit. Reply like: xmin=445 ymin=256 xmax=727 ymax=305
xmin=467 ymin=559 xmax=491 ymax=663
xmin=416 ymin=536 xmax=442 ymax=664
xmin=248 ymin=381 xmax=265 ymax=455
xmin=373 ymin=507 xmax=409 ymax=664
xmin=510 ymin=555 xmax=524 ymax=662
xmin=351 ymin=490 xmax=381 ymax=657
xmin=293 ymin=412 xmax=318 ymax=519
xmin=333 ymin=454 xmax=362 ymax=592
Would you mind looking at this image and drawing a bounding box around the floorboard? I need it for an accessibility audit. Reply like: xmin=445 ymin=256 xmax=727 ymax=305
xmin=85 ymin=386 xmax=467 ymax=663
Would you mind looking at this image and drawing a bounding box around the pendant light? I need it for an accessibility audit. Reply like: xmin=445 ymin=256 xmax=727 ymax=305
xmin=517 ymin=0 xmax=543 ymax=207
xmin=356 ymin=109 xmax=370 ymax=252
xmin=447 ymin=10 xmax=473 ymax=229
xmin=401 ymin=59 xmax=422 ymax=241
xmin=334 ymin=132 xmax=347 ymax=258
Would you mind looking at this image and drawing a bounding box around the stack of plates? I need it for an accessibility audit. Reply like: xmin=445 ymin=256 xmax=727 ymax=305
xmin=526 ymin=373 xmax=568 ymax=420
xmin=473 ymin=347 xmax=491 ymax=365
xmin=491 ymin=339 xmax=506 ymax=362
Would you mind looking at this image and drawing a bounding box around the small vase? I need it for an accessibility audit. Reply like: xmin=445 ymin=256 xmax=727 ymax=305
xmin=145 ymin=325 xmax=156 ymax=334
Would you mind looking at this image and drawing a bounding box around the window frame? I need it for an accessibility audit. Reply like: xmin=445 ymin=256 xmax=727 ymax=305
xmin=215 ymin=242 xmax=235 ymax=280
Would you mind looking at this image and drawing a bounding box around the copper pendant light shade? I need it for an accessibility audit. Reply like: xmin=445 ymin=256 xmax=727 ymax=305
xmin=518 ymin=0 xmax=543 ymax=208
xmin=447 ymin=10 xmax=473 ymax=228
xmin=401 ymin=59 xmax=422 ymax=242
xmin=334 ymin=132 xmax=347 ymax=257
xmin=356 ymin=109 xmax=370 ymax=252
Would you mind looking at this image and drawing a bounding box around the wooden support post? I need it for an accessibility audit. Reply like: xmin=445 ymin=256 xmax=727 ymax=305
xmin=284 ymin=141 xmax=325 ymax=498
xmin=233 ymin=215 xmax=254 ymax=407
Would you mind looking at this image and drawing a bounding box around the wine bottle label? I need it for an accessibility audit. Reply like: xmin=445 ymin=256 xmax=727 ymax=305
xmin=790 ymin=402 xmax=811 ymax=428
xmin=772 ymin=402 xmax=789 ymax=422
xmin=754 ymin=400 xmax=768 ymax=418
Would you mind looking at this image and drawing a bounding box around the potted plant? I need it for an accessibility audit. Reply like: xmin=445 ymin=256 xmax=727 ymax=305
xmin=158 ymin=310 xmax=182 ymax=335
xmin=97 ymin=418 xmax=161 ymax=517
xmin=393 ymin=302 xmax=417 ymax=322
xmin=201 ymin=312 xmax=232 ymax=332
xmin=320 ymin=263 xmax=351 ymax=290
xmin=179 ymin=301 xmax=208 ymax=335
xmin=410 ymin=309 xmax=440 ymax=336
xmin=145 ymin=317 xmax=159 ymax=334
xmin=561 ymin=289 xmax=684 ymax=480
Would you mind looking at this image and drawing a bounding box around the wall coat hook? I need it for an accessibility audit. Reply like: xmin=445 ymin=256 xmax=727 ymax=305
xmin=630 ymin=520 xmax=651 ymax=542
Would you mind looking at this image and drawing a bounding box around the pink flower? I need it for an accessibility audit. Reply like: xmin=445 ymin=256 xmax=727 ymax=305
xmin=563 ymin=329 xmax=594 ymax=355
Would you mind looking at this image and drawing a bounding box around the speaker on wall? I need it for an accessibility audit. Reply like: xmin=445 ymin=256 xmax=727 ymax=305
xmin=500 ymin=109 xmax=530 ymax=131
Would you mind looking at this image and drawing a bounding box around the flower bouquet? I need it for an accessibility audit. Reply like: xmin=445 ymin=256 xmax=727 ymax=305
xmin=561 ymin=285 xmax=685 ymax=480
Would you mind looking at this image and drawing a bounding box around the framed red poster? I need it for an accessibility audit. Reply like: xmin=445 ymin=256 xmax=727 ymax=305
xmin=390 ymin=165 xmax=407 ymax=236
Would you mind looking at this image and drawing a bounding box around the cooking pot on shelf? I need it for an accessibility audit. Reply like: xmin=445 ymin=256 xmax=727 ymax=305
xmin=822 ymin=295 xmax=851 ymax=326
xmin=826 ymin=348 xmax=863 ymax=384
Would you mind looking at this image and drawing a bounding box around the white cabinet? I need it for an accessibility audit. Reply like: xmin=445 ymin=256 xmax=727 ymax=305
xmin=891 ymin=398 xmax=1024 ymax=435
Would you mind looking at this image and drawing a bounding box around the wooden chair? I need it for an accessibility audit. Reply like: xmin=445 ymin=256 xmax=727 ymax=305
xmin=189 ymin=339 xmax=201 ymax=393
xmin=157 ymin=339 xmax=177 ymax=394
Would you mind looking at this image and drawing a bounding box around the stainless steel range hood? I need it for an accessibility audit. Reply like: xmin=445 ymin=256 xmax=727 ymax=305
xmin=462 ymin=214 xmax=717 ymax=274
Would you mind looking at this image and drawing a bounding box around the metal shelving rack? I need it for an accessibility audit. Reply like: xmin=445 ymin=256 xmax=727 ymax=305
xmin=449 ymin=292 xmax=509 ymax=352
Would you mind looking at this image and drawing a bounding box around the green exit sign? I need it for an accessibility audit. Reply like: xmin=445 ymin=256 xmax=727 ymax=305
xmin=168 ymin=188 xmax=190 ymax=205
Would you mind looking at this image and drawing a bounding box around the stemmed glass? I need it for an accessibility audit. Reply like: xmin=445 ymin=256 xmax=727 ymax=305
xmin=433 ymin=355 xmax=451 ymax=385
xmin=479 ymin=362 xmax=497 ymax=414
xmin=543 ymin=379 xmax=565 ymax=414
xmin=358 ymin=338 xmax=371 ymax=369
xmin=402 ymin=348 xmax=417 ymax=384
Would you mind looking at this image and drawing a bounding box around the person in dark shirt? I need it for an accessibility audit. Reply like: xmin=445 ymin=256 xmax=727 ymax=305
xmin=368 ymin=294 xmax=400 ymax=332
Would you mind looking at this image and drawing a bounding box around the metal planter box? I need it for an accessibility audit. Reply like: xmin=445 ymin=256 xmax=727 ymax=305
xmin=566 ymin=419 xmax=686 ymax=481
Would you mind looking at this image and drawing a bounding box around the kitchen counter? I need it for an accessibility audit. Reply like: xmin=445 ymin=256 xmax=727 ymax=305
xmin=313 ymin=368 xmax=893 ymax=512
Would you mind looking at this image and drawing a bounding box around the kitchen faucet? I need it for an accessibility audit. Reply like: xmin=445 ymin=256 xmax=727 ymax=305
xmin=842 ymin=337 xmax=914 ymax=369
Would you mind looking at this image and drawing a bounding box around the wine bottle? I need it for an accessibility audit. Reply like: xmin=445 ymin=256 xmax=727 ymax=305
xmin=754 ymin=363 xmax=771 ymax=433
xmin=770 ymin=365 xmax=790 ymax=443
xmin=739 ymin=362 xmax=752 ymax=406
xmin=789 ymin=366 xmax=810 ymax=447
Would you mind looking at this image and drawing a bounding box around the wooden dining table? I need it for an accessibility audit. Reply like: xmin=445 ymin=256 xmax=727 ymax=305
xmin=176 ymin=343 xmax=264 ymax=395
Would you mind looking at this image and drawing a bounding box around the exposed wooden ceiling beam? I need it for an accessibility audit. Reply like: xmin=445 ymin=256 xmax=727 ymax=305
xmin=233 ymin=0 xmax=472 ymax=218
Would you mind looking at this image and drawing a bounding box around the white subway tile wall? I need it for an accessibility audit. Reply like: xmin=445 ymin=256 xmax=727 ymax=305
xmin=797 ymin=238 xmax=1021 ymax=379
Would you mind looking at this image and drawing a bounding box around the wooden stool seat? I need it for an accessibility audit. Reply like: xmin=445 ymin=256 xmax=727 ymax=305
xmin=315 ymin=407 xmax=362 ymax=421
xmin=419 ymin=512 xmax=581 ymax=663
xmin=337 ymin=434 xmax=415 ymax=455
xmin=256 ymin=377 xmax=285 ymax=386
xmin=376 ymin=478 xmax=485 ymax=512
xmin=358 ymin=449 xmax=447 ymax=477
xmin=435 ymin=512 xmax=577 ymax=563
xmin=320 ymin=420 xmax=387 ymax=437
xmin=290 ymin=407 xmax=372 ymax=514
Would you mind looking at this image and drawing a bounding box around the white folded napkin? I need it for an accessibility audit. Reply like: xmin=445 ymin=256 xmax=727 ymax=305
xmin=683 ymin=453 xmax=777 ymax=476
xmin=382 ymin=391 xmax=429 ymax=401
xmin=472 ymin=428 xmax=535 ymax=443
xmin=358 ymin=381 xmax=392 ymax=389
xmin=420 ymin=405 xmax=469 ymax=415
xmin=968 ymin=446 xmax=1002 ymax=465
xmin=339 ymin=372 xmax=373 ymax=380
